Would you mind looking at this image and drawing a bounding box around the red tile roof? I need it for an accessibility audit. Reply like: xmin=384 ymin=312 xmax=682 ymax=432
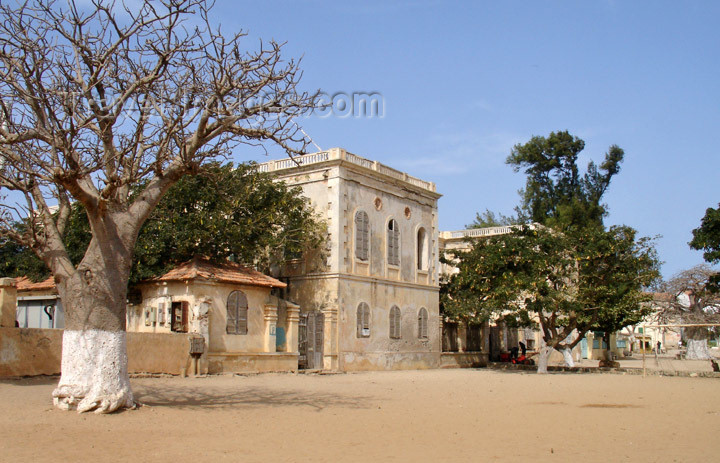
xmin=150 ymin=256 xmax=286 ymax=288
xmin=15 ymin=276 xmax=56 ymax=292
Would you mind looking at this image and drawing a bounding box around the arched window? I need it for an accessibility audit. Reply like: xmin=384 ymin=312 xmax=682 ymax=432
xmin=387 ymin=218 xmax=400 ymax=266
xmin=389 ymin=306 xmax=401 ymax=339
xmin=226 ymin=290 xmax=248 ymax=335
xmin=418 ymin=307 xmax=428 ymax=339
xmin=417 ymin=227 xmax=428 ymax=270
xmin=357 ymin=302 xmax=370 ymax=338
xmin=355 ymin=211 xmax=370 ymax=261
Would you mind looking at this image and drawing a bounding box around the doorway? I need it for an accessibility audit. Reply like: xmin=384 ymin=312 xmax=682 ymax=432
xmin=299 ymin=311 xmax=324 ymax=370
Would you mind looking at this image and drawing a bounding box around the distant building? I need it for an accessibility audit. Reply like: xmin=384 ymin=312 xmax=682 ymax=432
xmin=15 ymin=276 xmax=63 ymax=329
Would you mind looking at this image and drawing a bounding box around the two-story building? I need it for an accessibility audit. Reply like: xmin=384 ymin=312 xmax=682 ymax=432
xmin=259 ymin=148 xmax=443 ymax=371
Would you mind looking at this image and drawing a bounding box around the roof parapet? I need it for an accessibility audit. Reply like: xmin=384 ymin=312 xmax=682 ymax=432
xmin=256 ymin=147 xmax=437 ymax=193
xmin=439 ymin=224 xmax=537 ymax=240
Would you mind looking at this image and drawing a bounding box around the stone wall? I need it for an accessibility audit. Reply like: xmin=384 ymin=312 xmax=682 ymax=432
xmin=0 ymin=327 xmax=193 ymax=377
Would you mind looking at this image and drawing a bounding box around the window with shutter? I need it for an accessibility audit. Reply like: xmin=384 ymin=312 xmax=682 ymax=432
xmin=180 ymin=301 xmax=189 ymax=332
xmin=417 ymin=227 xmax=428 ymax=270
xmin=387 ymin=219 xmax=399 ymax=266
xmin=355 ymin=211 xmax=369 ymax=261
xmin=227 ymin=290 xmax=248 ymax=335
xmin=390 ymin=306 xmax=401 ymax=339
xmin=356 ymin=302 xmax=370 ymax=338
xmin=418 ymin=307 xmax=428 ymax=339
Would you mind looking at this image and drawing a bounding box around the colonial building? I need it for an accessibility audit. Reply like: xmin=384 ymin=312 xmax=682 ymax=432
xmin=129 ymin=256 xmax=299 ymax=374
xmin=258 ymin=148 xmax=443 ymax=371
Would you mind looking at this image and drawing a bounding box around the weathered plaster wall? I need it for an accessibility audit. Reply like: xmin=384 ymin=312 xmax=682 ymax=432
xmin=0 ymin=327 xmax=63 ymax=376
xmin=339 ymin=166 xmax=439 ymax=285
xmin=0 ymin=278 xmax=18 ymax=328
xmin=126 ymin=331 xmax=192 ymax=375
xmin=275 ymin=150 xmax=442 ymax=371
xmin=131 ymin=280 xmax=300 ymax=374
xmin=134 ymin=280 xmax=273 ymax=353
xmin=204 ymin=282 xmax=271 ymax=354
xmin=207 ymin=352 xmax=298 ymax=374
xmin=0 ymin=327 xmax=192 ymax=377
xmin=441 ymin=352 xmax=488 ymax=368
xmin=337 ymin=277 xmax=441 ymax=371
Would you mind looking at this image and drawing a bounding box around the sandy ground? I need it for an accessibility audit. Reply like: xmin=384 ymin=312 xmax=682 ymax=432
xmin=2 ymin=369 xmax=719 ymax=463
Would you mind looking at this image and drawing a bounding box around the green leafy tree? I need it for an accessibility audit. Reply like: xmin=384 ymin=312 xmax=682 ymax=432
xmin=131 ymin=162 xmax=324 ymax=284
xmin=442 ymin=225 xmax=659 ymax=372
xmin=443 ymin=225 xmax=588 ymax=372
xmin=578 ymin=226 xmax=660 ymax=360
xmin=507 ymin=131 xmax=624 ymax=231
xmin=1 ymin=162 xmax=324 ymax=285
xmin=0 ymin=224 xmax=49 ymax=281
xmin=443 ymin=131 xmax=659 ymax=371
xmin=467 ymin=209 xmax=521 ymax=229
xmin=690 ymin=203 xmax=720 ymax=290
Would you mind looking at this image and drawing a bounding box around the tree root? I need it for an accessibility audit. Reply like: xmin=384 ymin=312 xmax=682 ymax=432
xmin=53 ymin=385 xmax=136 ymax=414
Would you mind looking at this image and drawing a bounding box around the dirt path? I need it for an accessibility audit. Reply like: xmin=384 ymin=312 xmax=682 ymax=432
xmin=1 ymin=369 xmax=718 ymax=462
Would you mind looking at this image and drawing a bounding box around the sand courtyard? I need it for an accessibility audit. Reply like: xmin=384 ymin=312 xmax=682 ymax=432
xmin=1 ymin=368 xmax=718 ymax=462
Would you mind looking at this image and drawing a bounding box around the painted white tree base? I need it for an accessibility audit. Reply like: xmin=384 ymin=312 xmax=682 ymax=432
xmin=685 ymin=339 xmax=712 ymax=360
xmin=561 ymin=347 xmax=575 ymax=367
xmin=52 ymin=330 xmax=136 ymax=414
xmin=536 ymin=346 xmax=552 ymax=374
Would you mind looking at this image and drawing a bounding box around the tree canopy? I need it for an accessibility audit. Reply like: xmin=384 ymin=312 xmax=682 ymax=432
xmin=1 ymin=162 xmax=324 ymax=285
xmin=507 ymin=130 xmax=624 ymax=231
xmin=690 ymin=203 xmax=720 ymax=291
xmin=467 ymin=209 xmax=520 ymax=229
xmin=441 ymin=224 xmax=659 ymax=370
xmin=442 ymin=131 xmax=659 ymax=371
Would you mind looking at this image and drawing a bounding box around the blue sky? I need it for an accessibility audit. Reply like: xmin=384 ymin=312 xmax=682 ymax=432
xmin=214 ymin=0 xmax=720 ymax=279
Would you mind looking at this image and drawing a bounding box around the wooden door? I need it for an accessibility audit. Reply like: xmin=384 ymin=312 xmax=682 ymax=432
xmin=489 ymin=325 xmax=501 ymax=361
xmin=299 ymin=311 xmax=324 ymax=369
xmin=298 ymin=314 xmax=308 ymax=369
xmin=171 ymin=301 xmax=189 ymax=333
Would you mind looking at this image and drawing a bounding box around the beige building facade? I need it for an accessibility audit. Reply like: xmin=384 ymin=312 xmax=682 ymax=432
xmin=260 ymin=148 xmax=443 ymax=371
xmin=131 ymin=257 xmax=299 ymax=374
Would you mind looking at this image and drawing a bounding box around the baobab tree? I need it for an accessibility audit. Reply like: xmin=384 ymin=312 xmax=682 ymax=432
xmin=0 ymin=0 xmax=318 ymax=413
xmin=658 ymin=265 xmax=720 ymax=360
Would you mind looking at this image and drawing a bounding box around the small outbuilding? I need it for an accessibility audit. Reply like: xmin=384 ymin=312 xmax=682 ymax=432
xmin=131 ymin=256 xmax=300 ymax=374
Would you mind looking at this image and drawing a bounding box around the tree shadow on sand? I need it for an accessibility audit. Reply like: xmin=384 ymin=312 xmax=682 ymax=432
xmin=133 ymin=383 xmax=374 ymax=412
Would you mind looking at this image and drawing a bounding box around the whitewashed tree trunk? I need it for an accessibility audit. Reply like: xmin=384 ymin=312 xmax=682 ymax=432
xmin=536 ymin=346 xmax=552 ymax=374
xmin=561 ymin=347 xmax=575 ymax=367
xmin=53 ymin=330 xmax=134 ymax=413
xmin=685 ymin=339 xmax=712 ymax=360
xmin=51 ymin=239 xmax=136 ymax=414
